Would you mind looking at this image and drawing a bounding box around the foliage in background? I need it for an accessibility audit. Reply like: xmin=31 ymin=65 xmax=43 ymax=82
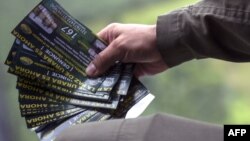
xmin=0 ymin=0 xmax=249 ymax=140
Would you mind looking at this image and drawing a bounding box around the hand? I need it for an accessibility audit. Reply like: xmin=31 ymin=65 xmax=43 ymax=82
xmin=86 ymin=23 xmax=168 ymax=78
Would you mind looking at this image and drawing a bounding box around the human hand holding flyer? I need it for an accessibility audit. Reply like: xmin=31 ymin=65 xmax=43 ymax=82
xmin=4 ymin=0 xmax=155 ymax=140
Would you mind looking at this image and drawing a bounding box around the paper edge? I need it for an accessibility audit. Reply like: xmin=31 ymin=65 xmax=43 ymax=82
xmin=125 ymin=93 xmax=155 ymax=119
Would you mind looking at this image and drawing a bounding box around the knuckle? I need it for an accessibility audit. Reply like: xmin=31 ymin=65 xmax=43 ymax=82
xmin=108 ymin=23 xmax=119 ymax=29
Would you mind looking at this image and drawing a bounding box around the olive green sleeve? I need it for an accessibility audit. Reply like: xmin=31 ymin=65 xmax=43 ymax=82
xmin=157 ymin=0 xmax=250 ymax=67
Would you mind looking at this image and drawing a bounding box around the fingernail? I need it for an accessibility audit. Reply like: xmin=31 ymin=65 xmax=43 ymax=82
xmin=86 ymin=63 xmax=96 ymax=76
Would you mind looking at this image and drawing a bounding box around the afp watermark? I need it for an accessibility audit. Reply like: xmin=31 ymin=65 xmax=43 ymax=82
xmin=224 ymin=125 xmax=250 ymax=141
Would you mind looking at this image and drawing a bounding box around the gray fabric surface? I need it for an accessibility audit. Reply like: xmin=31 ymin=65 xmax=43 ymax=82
xmin=56 ymin=113 xmax=223 ymax=141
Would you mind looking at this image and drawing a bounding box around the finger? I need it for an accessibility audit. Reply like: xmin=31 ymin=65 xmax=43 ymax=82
xmin=97 ymin=23 xmax=120 ymax=43
xmin=97 ymin=26 xmax=108 ymax=42
xmin=86 ymin=40 xmax=124 ymax=77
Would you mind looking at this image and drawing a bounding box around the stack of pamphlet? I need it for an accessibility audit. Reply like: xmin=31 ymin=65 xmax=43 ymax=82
xmin=4 ymin=0 xmax=154 ymax=140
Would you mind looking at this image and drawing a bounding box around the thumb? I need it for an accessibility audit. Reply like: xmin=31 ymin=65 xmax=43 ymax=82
xmin=86 ymin=40 xmax=124 ymax=77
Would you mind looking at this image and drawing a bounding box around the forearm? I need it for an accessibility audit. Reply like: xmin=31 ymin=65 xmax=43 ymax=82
xmin=157 ymin=0 xmax=250 ymax=67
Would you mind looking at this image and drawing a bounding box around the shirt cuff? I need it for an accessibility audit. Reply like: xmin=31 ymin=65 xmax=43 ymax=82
xmin=157 ymin=9 xmax=195 ymax=68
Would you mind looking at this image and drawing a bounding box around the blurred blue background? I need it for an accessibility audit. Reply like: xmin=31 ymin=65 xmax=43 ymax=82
xmin=0 ymin=0 xmax=250 ymax=140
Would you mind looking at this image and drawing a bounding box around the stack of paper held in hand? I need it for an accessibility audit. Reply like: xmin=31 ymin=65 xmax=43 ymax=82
xmin=4 ymin=0 xmax=155 ymax=140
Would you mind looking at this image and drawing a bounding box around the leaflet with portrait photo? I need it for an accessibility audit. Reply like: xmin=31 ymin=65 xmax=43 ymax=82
xmin=12 ymin=0 xmax=109 ymax=85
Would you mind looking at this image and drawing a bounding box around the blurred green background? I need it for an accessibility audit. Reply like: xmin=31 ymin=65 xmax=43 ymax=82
xmin=0 ymin=0 xmax=250 ymax=140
